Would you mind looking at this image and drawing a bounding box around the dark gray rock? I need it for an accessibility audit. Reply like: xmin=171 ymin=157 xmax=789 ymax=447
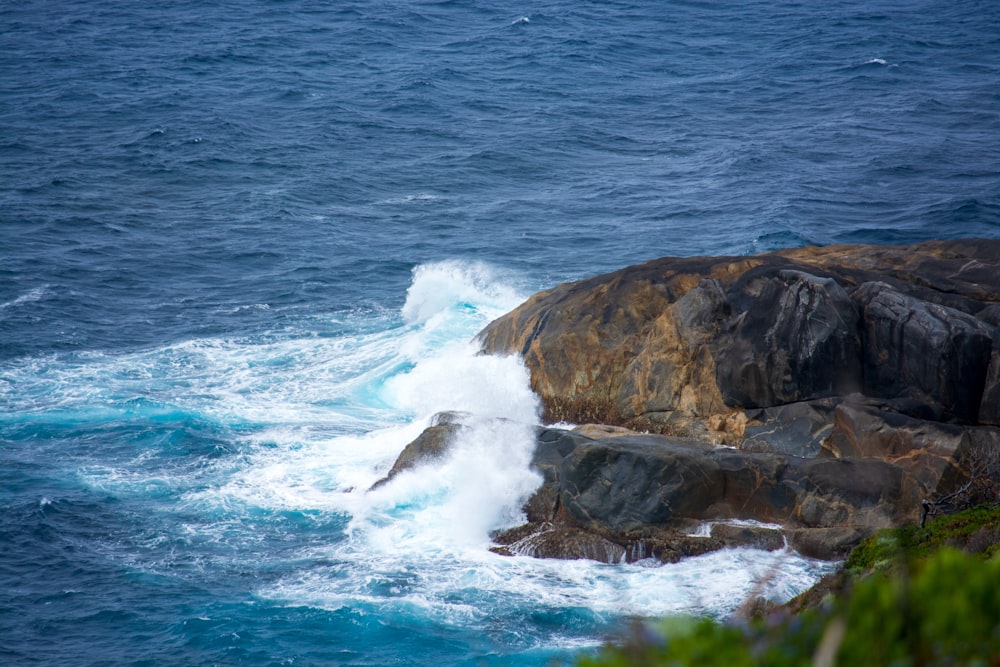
xmin=709 ymin=523 xmax=785 ymax=551
xmin=787 ymin=527 xmax=867 ymax=561
xmin=484 ymin=419 xmax=999 ymax=561
xmin=503 ymin=526 xmax=628 ymax=563
xmin=531 ymin=428 xmax=922 ymax=538
xmin=855 ymin=281 xmax=994 ymax=423
xmin=981 ymin=347 xmax=1000 ymax=426
xmin=557 ymin=435 xmax=724 ymax=532
xmin=716 ymin=269 xmax=862 ymax=408
xmin=977 ymin=303 xmax=1000 ymax=328
xmin=740 ymin=399 xmax=839 ymax=458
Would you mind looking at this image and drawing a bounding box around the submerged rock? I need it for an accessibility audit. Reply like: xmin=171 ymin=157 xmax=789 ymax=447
xmin=369 ymin=411 xmax=469 ymax=491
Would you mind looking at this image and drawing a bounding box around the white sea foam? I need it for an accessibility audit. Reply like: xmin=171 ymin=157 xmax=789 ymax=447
xmin=5 ymin=259 xmax=836 ymax=635
xmin=400 ymin=259 xmax=523 ymax=326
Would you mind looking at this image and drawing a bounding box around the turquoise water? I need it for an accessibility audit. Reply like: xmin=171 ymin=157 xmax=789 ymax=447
xmin=3 ymin=1 xmax=998 ymax=664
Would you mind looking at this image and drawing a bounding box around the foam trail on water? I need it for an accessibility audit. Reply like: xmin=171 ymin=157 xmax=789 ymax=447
xmin=0 ymin=285 xmax=49 ymax=312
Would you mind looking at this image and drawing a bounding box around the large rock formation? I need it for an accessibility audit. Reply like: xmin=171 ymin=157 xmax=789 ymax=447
xmin=471 ymin=240 xmax=1000 ymax=560
xmin=477 ymin=239 xmax=1000 ymax=436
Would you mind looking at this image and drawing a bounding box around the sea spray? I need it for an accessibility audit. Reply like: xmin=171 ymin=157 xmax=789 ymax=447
xmin=251 ymin=263 xmax=836 ymax=632
xmin=345 ymin=261 xmax=546 ymax=549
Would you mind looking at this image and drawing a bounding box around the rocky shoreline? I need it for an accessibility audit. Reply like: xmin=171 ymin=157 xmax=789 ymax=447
xmin=384 ymin=240 xmax=1000 ymax=563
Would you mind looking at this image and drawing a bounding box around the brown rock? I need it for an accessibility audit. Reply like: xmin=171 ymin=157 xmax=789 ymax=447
xmin=709 ymin=523 xmax=786 ymax=551
xmin=369 ymin=412 xmax=468 ymax=490
xmin=787 ymin=527 xmax=868 ymax=561
xmin=477 ymin=239 xmax=1000 ymax=433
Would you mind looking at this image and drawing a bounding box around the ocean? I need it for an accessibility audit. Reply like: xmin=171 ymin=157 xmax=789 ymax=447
xmin=2 ymin=0 xmax=998 ymax=664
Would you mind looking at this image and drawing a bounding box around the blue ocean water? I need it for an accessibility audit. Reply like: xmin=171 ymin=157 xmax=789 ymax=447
xmin=2 ymin=0 xmax=998 ymax=664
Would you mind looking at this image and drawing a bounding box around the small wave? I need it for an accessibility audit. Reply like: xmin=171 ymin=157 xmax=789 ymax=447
xmin=226 ymin=303 xmax=271 ymax=314
xmin=0 ymin=285 xmax=49 ymax=312
xmin=378 ymin=193 xmax=442 ymax=205
xmin=686 ymin=518 xmax=785 ymax=538
xmin=510 ymin=16 xmax=530 ymax=26
xmin=866 ymin=58 xmax=888 ymax=65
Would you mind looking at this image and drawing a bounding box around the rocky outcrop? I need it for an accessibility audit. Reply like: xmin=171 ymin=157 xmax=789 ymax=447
xmin=502 ymin=425 xmax=923 ymax=561
xmin=471 ymin=240 xmax=1000 ymax=561
xmin=477 ymin=239 xmax=1000 ymax=435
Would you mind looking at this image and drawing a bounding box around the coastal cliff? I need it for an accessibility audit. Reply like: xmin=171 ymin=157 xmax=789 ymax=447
xmin=395 ymin=241 xmax=1000 ymax=561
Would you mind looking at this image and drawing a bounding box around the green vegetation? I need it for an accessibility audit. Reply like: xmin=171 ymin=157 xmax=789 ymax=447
xmin=579 ymin=508 xmax=1000 ymax=667
xmin=846 ymin=506 xmax=1000 ymax=573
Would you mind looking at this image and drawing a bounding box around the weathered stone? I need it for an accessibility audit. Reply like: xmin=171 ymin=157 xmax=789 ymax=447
xmin=716 ymin=269 xmax=861 ymax=408
xmin=794 ymin=457 xmax=920 ymax=528
xmin=740 ymin=399 xmax=839 ymax=458
xmin=571 ymin=423 xmax=639 ymax=439
xmin=470 ymin=240 xmax=1000 ymax=562
xmin=616 ymin=278 xmax=730 ymax=428
xmin=823 ymin=401 xmax=971 ymax=492
xmin=855 ymin=281 xmax=994 ymax=423
xmin=557 ymin=435 xmax=724 ymax=532
xmin=709 ymin=523 xmax=785 ymax=551
xmin=502 ymin=526 xmax=628 ymax=563
xmin=528 ymin=427 xmax=922 ymax=539
xmin=977 ymin=304 xmax=1000 ymax=328
xmin=478 ymin=240 xmax=1000 ymax=433
xmin=708 ymin=448 xmax=800 ymax=523
xmin=981 ymin=347 xmax=1000 ymax=426
xmin=787 ymin=527 xmax=868 ymax=561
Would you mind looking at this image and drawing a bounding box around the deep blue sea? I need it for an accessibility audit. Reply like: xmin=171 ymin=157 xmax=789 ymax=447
xmin=2 ymin=0 xmax=999 ymax=664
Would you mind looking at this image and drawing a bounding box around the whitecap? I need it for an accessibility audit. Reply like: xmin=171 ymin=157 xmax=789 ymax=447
xmin=0 ymin=285 xmax=49 ymax=312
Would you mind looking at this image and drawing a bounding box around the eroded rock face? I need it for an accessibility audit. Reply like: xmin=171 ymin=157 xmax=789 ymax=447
xmin=479 ymin=423 xmax=941 ymax=562
xmin=534 ymin=429 xmax=918 ymax=531
xmin=477 ymin=239 xmax=1000 ymax=434
xmin=855 ymin=281 xmax=994 ymax=422
xmin=716 ymin=269 xmax=861 ymax=409
xmin=470 ymin=240 xmax=1000 ymax=561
